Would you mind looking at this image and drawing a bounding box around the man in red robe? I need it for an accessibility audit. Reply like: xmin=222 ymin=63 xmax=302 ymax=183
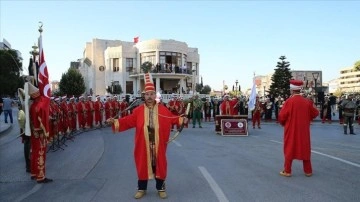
xmin=94 ymin=95 xmax=104 ymax=127
xmin=107 ymin=73 xmax=187 ymax=199
xmin=278 ymin=79 xmax=319 ymax=177
xmin=104 ymin=96 xmax=112 ymax=120
xmin=119 ymin=96 xmax=129 ymax=117
xmin=28 ymin=83 xmax=53 ymax=183
xmin=77 ymin=96 xmax=87 ymax=130
xmin=86 ymin=95 xmax=94 ymax=128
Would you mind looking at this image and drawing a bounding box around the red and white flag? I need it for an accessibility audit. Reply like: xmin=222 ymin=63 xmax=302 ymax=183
xmin=38 ymin=35 xmax=51 ymax=99
xmin=134 ymin=36 xmax=139 ymax=43
xmin=37 ymin=34 xmax=51 ymax=135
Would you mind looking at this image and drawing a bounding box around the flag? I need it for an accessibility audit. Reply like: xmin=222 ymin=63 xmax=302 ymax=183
xmin=38 ymin=34 xmax=51 ymax=136
xmin=248 ymin=77 xmax=257 ymax=111
xmin=134 ymin=36 xmax=139 ymax=43
xmin=38 ymin=35 xmax=51 ymax=99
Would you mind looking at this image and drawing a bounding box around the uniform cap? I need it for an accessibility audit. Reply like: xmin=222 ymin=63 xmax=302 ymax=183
xmin=289 ymin=79 xmax=303 ymax=91
xmin=144 ymin=73 xmax=155 ymax=93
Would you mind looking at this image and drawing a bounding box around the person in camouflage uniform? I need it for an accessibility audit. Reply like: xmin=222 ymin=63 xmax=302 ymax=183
xmin=340 ymin=94 xmax=357 ymax=135
xmin=192 ymin=94 xmax=203 ymax=128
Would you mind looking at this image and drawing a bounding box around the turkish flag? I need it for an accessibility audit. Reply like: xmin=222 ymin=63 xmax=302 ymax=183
xmin=134 ymin=36 xmax=139 ymax=43
xmin=38 ymin=35 xmax=51 ymax=99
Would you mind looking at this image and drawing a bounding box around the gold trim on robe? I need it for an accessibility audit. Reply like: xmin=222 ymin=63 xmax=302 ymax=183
xmin=144 ymin=104 xmax=160 ymax=179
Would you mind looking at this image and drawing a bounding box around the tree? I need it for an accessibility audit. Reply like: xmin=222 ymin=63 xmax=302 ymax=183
xmin=59 ymin=68 xmax=86 ymax=96
xmin=0 ymin=50 xmax=24 ymax=96
xmin=200 ymin=85 xmax=211 ymax=94
xmin=141 ymin=61 xmax=153 ymax=73
xmin=106 ymin=83 xmax=123 ymax=95
xmin=354 ymin=60 xmax=360 ymax=71
xmin=269 ymin=56 xmax=293 ymax=98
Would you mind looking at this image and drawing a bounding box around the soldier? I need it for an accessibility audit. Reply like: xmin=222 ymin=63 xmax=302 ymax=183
xmin=340 ymin=94 xmax=357 ymax=135
xmin=264 ymin=97 xmax=273 ymax=122
xmin=77 ymin=96 xmax=87 ymax=130
xmin=60 ymin=95 xmax=69 ymax=134
xmin=212 ymin=97 xmax=220 ymax=120
xmin=28 ymin=83 xmax=53 ymax=183
xmin=69 ymin=96 xmax=78 ymax=131
xmin=192 ymin=94 xmax=204 ymax=128
xmin=338 ymin=95 xmax=345 ymax=124
xmin=220 ymin=95 xmax=233 ymax=115
xmin=356 ymin=96 xmax=360 ymax=125
xmin=119 ymin=96 xmax=129 ymax=118
xmin=104 ymin=96 xmax=113 ymax=120
xmin=203 ymin=97 xmax=212 ymax=122
xmin=67 ymin=96 xmax=74 ymax=132
xmin=86 ymin=95 xmax=94 ymax=128
xmin=94 ymin=95 xmax=104 ymax=127
xmin=49 ymin=97 xmax=58 ymax=144
xmin=166 ymin=94 xmax=181 ymax=131
xmin=321 ymin=96 xmax=332 ymax=124
xmin=112 ymin=96 xmax=120 ymax=118
xmin=252 ymin=96 xmax=263 ymax=129
xmin=178 ymin=96 xmax=187 ymax=128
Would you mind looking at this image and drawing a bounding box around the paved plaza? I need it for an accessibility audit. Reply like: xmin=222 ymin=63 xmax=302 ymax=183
xmin=1 ymin=109 xmax=359 ymax=202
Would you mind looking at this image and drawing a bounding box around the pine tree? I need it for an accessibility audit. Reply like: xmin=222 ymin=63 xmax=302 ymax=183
xmin=59 ymin=68 xmax=86 ymax=96
xmin=269 ymin=56 xmax=293 ymax=98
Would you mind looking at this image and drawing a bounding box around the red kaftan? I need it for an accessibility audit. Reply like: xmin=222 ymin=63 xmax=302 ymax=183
xmin=278 ymin=95 xmax=319 ymax=160
xmin=112 ymin=103 xmax=182 ymax=180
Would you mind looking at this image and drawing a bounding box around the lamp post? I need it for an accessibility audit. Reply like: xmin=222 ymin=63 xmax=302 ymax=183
xmin=235 ymin=79 xmax=238 ymax=96
xmin=312 ymin=72 xmax=319 ymax=105
xmin=192 ymin=64 xmax=196 ymax=95
xmin=263 ymin=86 xmax=266 ymax=98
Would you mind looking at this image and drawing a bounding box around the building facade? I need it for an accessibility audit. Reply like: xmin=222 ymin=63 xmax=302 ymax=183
xmin=339 ymin=66 xmax=360 ymax=93
xmin=78 ymin=38 xmax=200 ymax=97
xmin=255 ymin=70 xmax=323 ymax=97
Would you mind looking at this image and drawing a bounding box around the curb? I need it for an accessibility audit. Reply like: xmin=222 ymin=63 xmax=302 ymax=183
xmin=0 ymin=123 xmax=12 ymax=135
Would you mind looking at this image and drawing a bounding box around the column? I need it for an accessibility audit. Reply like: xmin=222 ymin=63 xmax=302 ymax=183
xmin=156 ymin=77 xmax=160 ymax=92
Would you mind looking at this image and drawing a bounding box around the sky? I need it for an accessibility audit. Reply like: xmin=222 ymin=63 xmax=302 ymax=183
xmin=1 ymin=0 xmax=359 ymax=91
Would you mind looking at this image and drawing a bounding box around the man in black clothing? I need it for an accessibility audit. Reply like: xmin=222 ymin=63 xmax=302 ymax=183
xmin=329 ymin=93 xmax=337 ymax=116
xmin=0 ymin=96 xmax=3 ymax=116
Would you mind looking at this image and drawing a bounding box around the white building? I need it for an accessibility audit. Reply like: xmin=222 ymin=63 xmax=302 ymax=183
xmin=78 ymin=38 xmax=200 ymax=97
xmin=0 ymin=38 xmax=23 ymax=61
xmin=339 ymin=66 xmax=360 ymax=93
xmin=327 ymin=78 xmax=340 ymax=94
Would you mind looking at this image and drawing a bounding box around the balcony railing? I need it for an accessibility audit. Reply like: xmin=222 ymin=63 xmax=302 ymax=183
xmin=128 ymin=68 xmax=193 ymax=76
xmin=132 ymin=93 xmax=209 ymax=103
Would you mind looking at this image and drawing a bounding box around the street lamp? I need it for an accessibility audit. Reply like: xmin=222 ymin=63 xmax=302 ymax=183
xmin=235 ymin=79 xmax=238 ymax=96
xmin=192 ymin=64 xmax=196 ymax=95
xmin=312 ymin=72 xmax=319 ymax=105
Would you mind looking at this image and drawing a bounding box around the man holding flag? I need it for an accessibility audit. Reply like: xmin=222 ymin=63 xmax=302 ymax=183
xmin=248 ymin=76 xmax=263 ymax=129
xmin=29 ymin=24 xmax=53 ymax=183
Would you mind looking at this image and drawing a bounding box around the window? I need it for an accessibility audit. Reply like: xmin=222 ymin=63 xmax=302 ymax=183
xmin=159 ymin=51 xmax=182 ymax=69
xmin=113 ymin=58 xmax=119 ymax=72
xmin=126 ymin=58 xmax=133 ymax=72
xmin=140 ymin=52 xmax=156 ymax=66
xmin=99 ymin=66 xmax=105 ymax=71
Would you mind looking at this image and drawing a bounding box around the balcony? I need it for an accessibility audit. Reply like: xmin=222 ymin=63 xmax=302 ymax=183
xmin=128 ymin=68 xmax=193 ymax=76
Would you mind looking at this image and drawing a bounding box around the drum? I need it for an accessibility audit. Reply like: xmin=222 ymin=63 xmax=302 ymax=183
xmin=215 ymin=115 xmax=248 ymax=133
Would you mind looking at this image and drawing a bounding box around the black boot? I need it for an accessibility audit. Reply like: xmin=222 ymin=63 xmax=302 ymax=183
xmin=350 ymin=126 xmax=356 ymax=135
xmin=343 ymin=125 xmax=347 ymax=135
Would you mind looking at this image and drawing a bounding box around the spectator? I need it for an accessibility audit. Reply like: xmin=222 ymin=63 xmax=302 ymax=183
xmin=329 ymin=93 xmax=337 ymax=116
xmin=3 ymin=95 xmax=14 ymax=124
xmin=0 ymin=95 xmax=3 ymax=116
